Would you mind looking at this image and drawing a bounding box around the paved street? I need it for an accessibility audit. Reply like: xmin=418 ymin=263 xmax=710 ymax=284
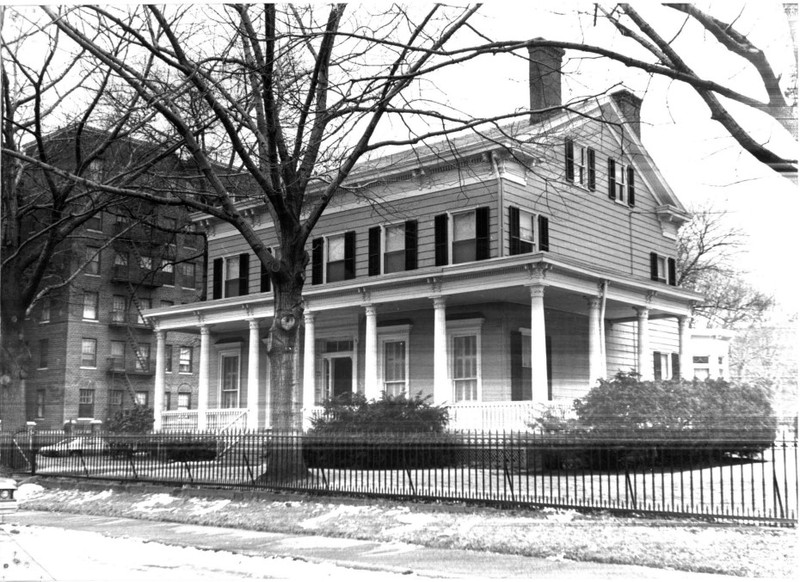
xmin=1 ymin=511 xmax=758 ymax=581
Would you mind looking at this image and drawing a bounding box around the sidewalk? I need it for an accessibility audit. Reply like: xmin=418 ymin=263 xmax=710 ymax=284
xmin=5 ymin=511 xmax=752 ymax=581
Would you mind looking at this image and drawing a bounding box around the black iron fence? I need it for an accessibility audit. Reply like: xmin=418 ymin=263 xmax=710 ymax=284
xmin=2 ymin=429 xmax=797 ymax=525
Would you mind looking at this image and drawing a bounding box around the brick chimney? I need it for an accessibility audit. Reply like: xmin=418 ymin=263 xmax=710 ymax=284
xmin=610 ymin=89 xmax=643 ymax=139
xmin=528 ymin=42 xmax=565 ymax=123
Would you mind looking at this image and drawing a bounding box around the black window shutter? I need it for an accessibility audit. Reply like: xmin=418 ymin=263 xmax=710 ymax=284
xmin=607 ymin=158 xmax=616 ymax=201
xmin=510 ymin=331 xmax=523 ymax=401
xmin=238 ymin=253 xmax=249 ymax=296
xmin=260 ymin=261 xmax=271 ymax=293
xmin=538 ymin=215 xmax=550 ymax=252
xmin=565 ymin=138 xmax=574 ymax=182
xmin=653 ymin=351 xmax=662 ymax=380
xmin=508 ymin=206 xmax=521 ymax=256
xmin=650 ymin=252 xmax=659 ymax=281
xmin=627 ymin=166 xmax=635 ymax=207
xmin=404 ymin=220 xmax=418 ymax=271
xmin=475 ymin=206 xmax=490 ymax=261
xmin=434 ymin=214 xmax=448 ymax=266
xmin=344 ymin=230 xmax=356 ymax=280
xmin=212 ymin=257 xmax=223 ymax=299
xmin=668 ymin=257 xmax=677 ymax=286
xmin=587 ymin=148 xmax=596 ymax=191
xmin=311 ymin=238 xmax=323 ymax=285
xmin=671 ymin=352 xmax=681 ymax=380
xmin=368 ymin=226 xmax=381 ymax=276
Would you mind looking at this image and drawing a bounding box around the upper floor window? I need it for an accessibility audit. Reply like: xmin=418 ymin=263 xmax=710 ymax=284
xmin=38 ymin=339 xmax=49 ymax=369
xmin=165 ymin=345 xmax=173 ymax=373
xmin=368 ymin=221 xmax=418 ymax=276
xmin=179 ymin=346 xmax=193 ymax=373
xmin=139 ymin=255 xmax=153 ymax=271
xmin=82 ymin=291 xmax=99 ymax=320
xmin=565 ymin=138 xmax=595 ymax=190
xmin=607 ymin=158 xmax=635 ymax=207
xmin=650 ymin=252 xmax=676 ymax=286
xmin=212 ymin=254 xmax=249 ymax=299
xmin=136 ymin=297 xmax=151 ymax=324
xmin=180 ymin=262 xmax=196 ymax=289
xmin=435 ymin=207 xmax=490 ymax=266
xmin=114 ymin=252 xmax=128 ymax=268
xmin=40 ymin=297 xmax=51 ymax=323
xmin=85 ymin=247 xmax=100 ymax=275
xmin=85 ymin=213 xmax=102 ymax=232
xmin=80 ymin=338 xmax=97 ymax=368
xmin=134 ymin=343 xmax=151 ymax=372
xmin=110 ymin=341 xmax=125 ymax=371
xmin=311 ymin=232 xmax=355 ymax=285
xmin=508 ymin=207 xmax=550 ymax=255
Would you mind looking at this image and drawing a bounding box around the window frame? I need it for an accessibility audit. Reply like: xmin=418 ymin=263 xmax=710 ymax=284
xmin=110 ymin=341 xmax=126 ymax=371
xmin=218 ymin=348 xmax=242 ymax=409
xmin=38 ymin=338 xmax=49 ymax=369
xmin=447 ymin=318 xmax=484 ymax=402
xmin=82 ymin=291 xmax=99 ymax=320
xmin=78 ymin=388 xmax=95 ymax=418
xmin=134 ymin=343 xmax=151 ymax=372
xmin=178 ymin=346 xmax=193 ymax=374
xmin=165 ymin=344 xmax=173 ymax=373
xmin=180 ymin=261 xmax=196 ymax=289
xmin=80 ymin=338 xmax=97 ymax=369
xmin=377 ymin=324 xmax=412 ymax=397
xmin=565 ymin=138 xmax=596 ymax=190
xmin=35 ymin=389 xmax=45 ymax=419
xmin=40 ymin=297 xmax=51 ymax=323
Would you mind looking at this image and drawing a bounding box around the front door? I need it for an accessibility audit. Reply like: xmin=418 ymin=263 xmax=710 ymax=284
xmin=330 ymin=357 xmax=352 ymax=398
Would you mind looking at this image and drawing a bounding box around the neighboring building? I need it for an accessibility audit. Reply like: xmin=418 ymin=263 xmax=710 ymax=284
xmin=20 ymin=131 xmax=205 ymax=430
xmin=689 ymin=328 xmax=734 ymax=380
xmin=146 ymin=47 xmax=702 ymax=432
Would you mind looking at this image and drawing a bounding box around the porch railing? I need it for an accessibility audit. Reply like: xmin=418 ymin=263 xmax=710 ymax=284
xmin=161 ymin=408 xmax=248 ymax=433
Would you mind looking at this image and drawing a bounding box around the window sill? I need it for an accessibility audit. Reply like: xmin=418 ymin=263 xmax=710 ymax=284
xmin=79 ymin=366 xmax=97 ymax=370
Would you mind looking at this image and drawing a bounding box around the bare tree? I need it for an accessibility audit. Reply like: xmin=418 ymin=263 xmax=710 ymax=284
xmin=676 ymin=204 xmax=773 ymax=327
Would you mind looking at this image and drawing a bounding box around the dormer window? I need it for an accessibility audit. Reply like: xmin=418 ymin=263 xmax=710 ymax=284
xmin=564 ymin=138 xmax=596 ymax=190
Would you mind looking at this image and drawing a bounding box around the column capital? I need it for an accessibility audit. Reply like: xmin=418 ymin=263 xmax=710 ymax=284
xmin=587 ymin=296 xmax=601 ymax=310
xmin=248 ymin=318 xmax=260 ymax=330
xmin=431 ymin=295 xmax=447 ymax=309
xmin=199 ymin=324 xmax=210 ymax=336
xmin=527 ymin=283 xmax=545 ymax=299
xmin=154 ymin=329 xmax=166 ymax=340
xmin=304 ymin=311 xmax=316 ymax=324
xmin=634 ymin=306 xmax=649 ymax=319
xmin=364 ymin=303 xmax=377 ymax=317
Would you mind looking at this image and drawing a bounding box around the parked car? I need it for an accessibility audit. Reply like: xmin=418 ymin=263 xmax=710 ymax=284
xmin=39 ymin=436 xmax=109 ymax=457
xmin=0 ymin=478 xmax=18 ymax=515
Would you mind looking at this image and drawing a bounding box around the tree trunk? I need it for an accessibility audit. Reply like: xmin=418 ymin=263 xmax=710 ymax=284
xmin=0 ymin=299 xmax=31 ymax=434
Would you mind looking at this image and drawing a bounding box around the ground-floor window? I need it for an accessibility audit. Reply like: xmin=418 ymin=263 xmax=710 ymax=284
xmin=378 ymin=325 xmax=411 ymax=397
xmin=220 ymin=352 xmax=241 ymax=408
xmin=323 ymin=356 xmax=353 ymax=400
xmin=78 ymin=387 xmax=95 ymax=418
xmin=452 ymin=335 xmax=478 ymax=401
xmin=35 ymin=390 xmax=45 ymax=419
xmin=177 ymin=392 xmax=191 ymax=411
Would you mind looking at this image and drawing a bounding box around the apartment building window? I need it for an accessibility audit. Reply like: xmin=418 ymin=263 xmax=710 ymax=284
xmin=368 ymin=221 xmax=418 ymax=276
xmin=607 ymin=158 xmax=635 ymax=207
xmin=179 ymin=346 xmax=193 ymax=373
xmin=165 ymin=345 xmax=173 ymax=372
xmin=177 ymin=392 xmax=191 ymax=411
xmin=161 ymin=257 xmax=174 ymax=285
xmin=110 ymin=341 xmax=125 ymax=371
xmin=180 ymin=262 xmax=196 ymax=289
xmin=508 ymin=207 xmax=550 ymax=255
xmin=653 ymin=351 xmax=679 ymax=380
xmin=564 ymin=138 xmax=596 ymax=190
xmin=35 ymin=390 xmax=45 ymax=419
xmin=448 ymin=319 xmax=483 ymax=402
xmin=435 ymin=207 xmax=490 ymax=266
xmin=138 ymin=255 xmax=153 ymax=271
xmin=85 ymin=213 xmax=102 ymax=232
xmin=650 ymin=252 xmax=677 ymax=286
xmin=40 ymin=297 xmax=51 ymax=323
xmin=212 ymin=254 xmax=249 ymax=299
xmin=82 ymin=291 xmax=99 ymax=320
xmin=135 ymin=298 xmax=151 ymax=324
xmin=134 ymin=343 xmax=151 ymax=372
xmin=109 ymin=390 xmax=124 ymax=409
xmin=85 ymin=247 xmax=100 ymax=275
xmin=78 ymin=388 xmax=95 ymax=418
xmin=135 ymin=391 xmax=149 ymax=406
xmin=81 ymin=338 xmax=97 ymax=368
xmin=111 ymin=295 xmax=126 ymax=323
xmin=114 ymin=252 xmax=128 ymax=268
xmin=311 ymin=232 xmax=356 ymax=284
xmin=38 ymin=339 xmax=49 ymax=369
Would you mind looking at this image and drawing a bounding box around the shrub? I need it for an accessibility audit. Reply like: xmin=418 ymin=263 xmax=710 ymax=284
xmin=156 ymin=438 xmax=219 ymax=462
xmin=106 ymin=404 xmax=154 ymax=434
xmin=309 ymin=392 xmax=449 ymax=434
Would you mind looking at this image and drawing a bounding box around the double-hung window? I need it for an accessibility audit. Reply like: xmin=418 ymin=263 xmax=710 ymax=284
xmin=378 ymin=325 xmax=411 ymax=396
xmin=110 ymin=341 xmax=125 ymax=371
xmin=180 ymin=262 xmax=196 ymax=289
xmin=434 ymin=207 xmax=490 ymax=266
xmin=564 ymin=138 xmax=596 ymax=190
xmin=38 ymin=339 xmax=48 ymax=369
xmin=40 ymin=298 xmax=51 ymax=323
xmin=607 ymin=158 xmax=636 ymax=207
xmin=81 ymin=338 xmax=97 ymax=368
xmin=85 ymin=247 xmax=100 ymax=275
xmin=82 ymin=291 xmax=99 ymax=320
xmin=78 ymin=388 xmax=95 ymax=418
xmin=112 ymin=295 xmax=126 ymax=323
xmin=134 ymin=343 xmax=150 ymax=372
xmin=448 ymin=318 xmax=483 ymax=402
xmin=653 ymin=351 xmax=680 ymax=380
xmin=165 ymin=345 xmax=173 ymax=372
xmin=136 ymin=298 xmax=151 ymax=324
xmin=177 ymin=392 xmax=191 ymax=411
xmin=212 ymin=254 xmax=249 ymax=299
xmin=179 ymin=346 xmax=193 ymax=373
xmin=35 ymin=390 xmax=45 ymax=419
xmin=311 ymin=232 xmax=356 ymax=284
xmin=368 ymin=221 xmax=418 ymax=276
xmin=508 ymin=207 xmax=550 ymax=255
xmin=649 ymin=252 xmax=677 ymax=286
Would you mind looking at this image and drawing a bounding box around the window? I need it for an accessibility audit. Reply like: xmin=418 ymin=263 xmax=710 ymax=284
xmin=85 ymin=213 xmax=102 ymax=232
xmin=35 ymin=390 xmax=45 ymax=419
xmin=78 ymin=388 xmax=95 ymax=418
xmin=109 ymin=390 xmax=124 ymax=408
xmin=138 ymin=255 xmax=153 ymax=271
xmin=112 ymin=295 xmax=126 ymax=323
xmin=653 ymin=351 xmax=679 ymax=380
xmin=38 ymin=339 xmax=49 ymax=369
xmin=110 ymin=341 xmax=125 ymax=371
xmin=220 ymin=353 xmax=240 ymax=408
xmin=82 ymin=291 xmax=99 ymax=320
xmin=180 ymin=262 xmax=196 ymax=289
xmin=114 ymin=252 xmax=129 ymax=267
xmin=135 ymin=391 xmax=149 ymax=406
xmin=448 ymin=318 xmax=483 ymax=402
xmin=368 ymin=221 xmax=418 ymax=276
xmin=80 ymin=338 xmax=97 ymax=368
xmin=85 ymin=247 xmax=100 ymax=275
xmin=564 ymin=138 xmax=596 ymax=190
xmin=212 ymin=255 xmax=249 ymax=298
xmin=650 ymin=253 xmax=677 ymax=285
xmin=311 ymin=232 xmax=356 ymax=284
xmin=378 ymin=325 xmax=411 ymax=396
xmin=161 ymin=257 xmax=174 ymax=284
xmin=165 ymin=345 xmax=173 ymax=372
xmin=434 ymin=208 xmax=490 ymax=266
xmin=509 ymin=207 xmax=550 ymax=255
xmin=134 ymin=343 xmax=150 ymax=372
xmin=179 ymin=346 xmax=193 ymax=373
xmin=135 ymin=298 xmax=151 ymax=324
xmin=177 ymin=393 xmax=191 ymax=411
xmin=40 ymin=297 xmax=51 ymax=323
xmin=607 ymin=158 xmax=635 ymax=207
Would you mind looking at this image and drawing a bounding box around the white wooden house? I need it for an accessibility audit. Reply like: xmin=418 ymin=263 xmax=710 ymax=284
xmin=145 ymin=47 xmax=702 ymax=432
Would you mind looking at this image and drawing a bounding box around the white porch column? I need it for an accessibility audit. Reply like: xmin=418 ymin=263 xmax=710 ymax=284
xmin=587 ymin=297 xmax=602 ymax=386
xmin=197 ymin=325 xmax=210 ymax=431
xmin=302 ymin=311 xmax=316 ymax=429
xmin=153 ymin=329 xmax=166 ymax=431
xmin=432 ymin=296 xmax=449 ymax=404
xmin=678 ymin=315 xmax=692 ymax=380
xmin=529 ymin=284 xmax=549 ymax=401
xmin=364 ymin=304 xmax=379 ymax=400
xmin=247 ymin=319 xmax=260 ymax=430
xmin=635 ymin=307 xmax=651 ymax=380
